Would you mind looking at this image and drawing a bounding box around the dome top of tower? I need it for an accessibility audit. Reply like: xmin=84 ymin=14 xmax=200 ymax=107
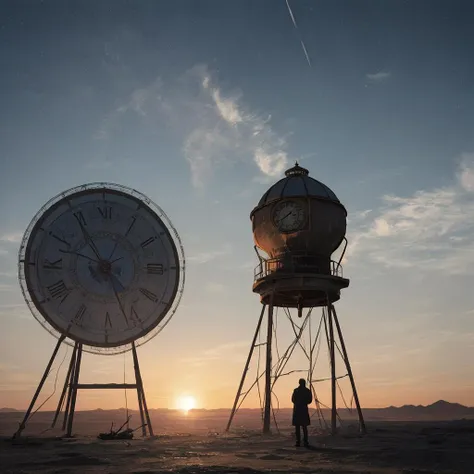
xmin=256 ymin=162 xmax=341 ymax=207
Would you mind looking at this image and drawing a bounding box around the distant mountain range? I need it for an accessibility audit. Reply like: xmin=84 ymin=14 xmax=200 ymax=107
xmin=1 ymin=400 xmax=473 ymax=420
xmin=361 ymin=400 xmax=474 ymax=421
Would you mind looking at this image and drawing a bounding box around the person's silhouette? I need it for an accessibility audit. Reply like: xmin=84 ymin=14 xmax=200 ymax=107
xmin=291 ymin=378 xmax=312 ymax=447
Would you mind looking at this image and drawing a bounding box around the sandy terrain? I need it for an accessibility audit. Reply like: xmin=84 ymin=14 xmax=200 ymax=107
xmin=1 ymin=410 xmax=473 ymax=473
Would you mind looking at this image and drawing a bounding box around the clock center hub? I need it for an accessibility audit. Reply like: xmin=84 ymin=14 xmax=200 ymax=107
xmin=99 ymin=260 xmax=112 ymax=275
xmin=73 ymin=232 xmax=138 ymax=299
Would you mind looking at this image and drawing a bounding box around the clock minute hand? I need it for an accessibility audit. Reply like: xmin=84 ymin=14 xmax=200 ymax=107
xmin=110 ymin=274 xmax=129 ymax=325
xmin=277 ymin=210 xmax=293 ymax=226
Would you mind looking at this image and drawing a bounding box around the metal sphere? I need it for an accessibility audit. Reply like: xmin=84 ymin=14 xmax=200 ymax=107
xmin=251 ymin=163 xmax=347 ymax=274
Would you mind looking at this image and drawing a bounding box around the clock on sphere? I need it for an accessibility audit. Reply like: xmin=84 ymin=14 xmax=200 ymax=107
xmin=15 ymin=183 xmax=185 ymax=438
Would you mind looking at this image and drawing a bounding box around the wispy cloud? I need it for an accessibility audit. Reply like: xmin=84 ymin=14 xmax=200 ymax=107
xmin=96 ymin=65 xmax=291 ymax=187
xmin=366 ymin=71 xmax=391 ymax=82
xmin=183 ymin=66 xmax=290 ymax=187
xmin=348 ymin=153 xmax=474 ymax=275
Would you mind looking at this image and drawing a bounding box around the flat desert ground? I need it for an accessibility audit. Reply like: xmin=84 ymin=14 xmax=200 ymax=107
xmin=1 ymin=409 xmax=473 ymax=473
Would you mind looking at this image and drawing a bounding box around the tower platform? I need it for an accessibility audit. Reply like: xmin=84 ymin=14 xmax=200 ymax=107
xmin=253 ymin=257 xmax=349 ymax=307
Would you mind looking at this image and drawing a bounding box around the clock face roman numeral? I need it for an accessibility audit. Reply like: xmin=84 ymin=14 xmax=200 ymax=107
xmin=130 ymin=306 xmax=142 ymax=326
xmin=73 ymin=304 xmax=86 ymax=325
xmin=140 ymin=237 xmax=156 ymax=249
xmin=51 ymin=233 xmax=70 ymax=248
xmin=139 ymin=288 xmax=158 ymax=302
xmin=97 ymin=205 xmax=112 ymax=219
xmin=73 ymin=211 xmax=87 ymax=227
xmin=47 ymin=280 xmax=69 ymax=300
xmin=43 ymin=258 xmax=63 ymax=270
xmin=147 ymin=263 xmax=163 ymax=274
xmin=105 ymin=312 xmax=112 ymax=329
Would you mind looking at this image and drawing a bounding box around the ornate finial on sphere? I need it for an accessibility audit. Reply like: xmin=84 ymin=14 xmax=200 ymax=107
xmin=285 ymin=162 xmax=309 ymax=177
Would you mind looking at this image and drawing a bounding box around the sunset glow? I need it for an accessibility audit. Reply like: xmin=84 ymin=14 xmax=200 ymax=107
xmin=176 ymin=396 xmax=196 ymax=413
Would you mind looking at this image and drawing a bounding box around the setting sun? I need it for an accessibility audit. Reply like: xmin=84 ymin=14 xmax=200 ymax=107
xmin=176 ymin=396 xmax=197 ymax=413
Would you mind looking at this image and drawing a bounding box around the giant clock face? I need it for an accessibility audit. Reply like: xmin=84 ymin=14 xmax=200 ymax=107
xmin=19 ymin=184 xmax=183 ymax=351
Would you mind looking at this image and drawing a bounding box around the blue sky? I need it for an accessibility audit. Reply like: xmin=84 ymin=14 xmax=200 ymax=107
xmin=0 ymin=0 xmax=473 ymax=411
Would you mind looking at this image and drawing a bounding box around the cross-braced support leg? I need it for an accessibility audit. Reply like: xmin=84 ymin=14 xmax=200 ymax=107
xmin=13 ymin=335 xmax=66 ymax=438
xmin=52 ymin=342 xmax=78 ymax=429
xmin=226 ymin=304 xmax=266 ymax=432
xmin=65 ymin=343 xmax=83 ymax=437
xmin=132 ymin=342 xmax=154 ymax=437
xmin=329 ymin=304 xmax=366 ymax=434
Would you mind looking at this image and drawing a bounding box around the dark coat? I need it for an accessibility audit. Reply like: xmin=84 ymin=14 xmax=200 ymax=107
xmin=292 ymin=386 xmax=312 ymax=426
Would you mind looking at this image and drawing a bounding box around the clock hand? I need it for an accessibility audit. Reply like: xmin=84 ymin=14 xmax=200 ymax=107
xmin=108 ymin=241 xmax=119 ymax=261
xmin=110 ymin=273 xmax=125 ymax=291
xmin=110 ymin=274 xmax=129 ymax=325
xmin=277 ymin=211 xmax=293 ymax=225
xmin=109 ymin=256 xmax=124 ymax=264
xmin=59 ymin=249 xmax=99 ymax=263
xmin=75 ymin=219 xmax=102 ymax=260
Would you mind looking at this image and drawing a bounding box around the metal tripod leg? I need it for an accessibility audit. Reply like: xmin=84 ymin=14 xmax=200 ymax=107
xmin=226 ymin=304 xmax=266 ymax=432
xmin=327 ymin=303 xmax=337 ymax=435
xmin=132 ymin=342 xmax=153 ymax=437
xmin=65 ymin=343 xmax=82 ymax=437
xmin=330 ymin=304 xmax=366 ymax=434
xmin=263 ymin=297 xmax=274 ymax=434
xmin=13 ymin=335 xmax=66 ymax=438
xmin=52 ymin=343 xmax=78 ymax=428
xmin=62 ymin=349 xmax=78 ymax=431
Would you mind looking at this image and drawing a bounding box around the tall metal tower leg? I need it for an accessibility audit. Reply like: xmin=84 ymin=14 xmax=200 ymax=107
xmin=226 ymin=304 xmax=266 ymax=432
xmin=66 ymin=343 xmax=83 ymax=437
xmin=327 ymin=303 xmax=337 ymax=435
xmin=13 ymin=335 xmax=66 ymax=438
xmin=132 ymin=342 xmax=154 ymax=437
xmin=62 ymin=349 xmax=79 ymax=431
xmin=134 ymin=370 xmax=147 ymax=437
xmin=263 ymin=297 xmax=274 ymax=434
xmin=52 ymin=342 xmax=78 ymax=428
xmin=330 ymin=305 xmax=366 ymax=434
xmin=129 ymin=343 xmax=145 ymax=435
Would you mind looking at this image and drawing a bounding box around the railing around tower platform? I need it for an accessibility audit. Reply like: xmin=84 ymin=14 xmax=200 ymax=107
xmin=254 ymin=253 xmax=344 ymax=280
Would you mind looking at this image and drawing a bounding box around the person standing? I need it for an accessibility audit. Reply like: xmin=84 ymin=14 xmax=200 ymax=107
xmin=292 ymin=378 xmax=312 ymax=447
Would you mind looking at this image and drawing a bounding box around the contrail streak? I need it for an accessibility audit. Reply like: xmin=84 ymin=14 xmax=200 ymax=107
xmin=285 ymin=0 xmax=312 ymax=67
xmin=286 ymin=0 xmax=297 ymax=28
xmin=300 ymin=40 xmax=312 ymax=68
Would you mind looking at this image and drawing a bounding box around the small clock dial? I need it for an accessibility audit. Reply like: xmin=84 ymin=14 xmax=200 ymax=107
xmin=272 ymin=200 xmax=306 ymax=232
xmin=20 ymin=185 xmax=182 ymax=349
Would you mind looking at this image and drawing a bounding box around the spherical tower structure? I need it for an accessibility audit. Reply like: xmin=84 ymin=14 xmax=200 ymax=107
xmin=251 ymin=162 xmax=348 ymax=309
xmin=227 ymin=163 xmax=365 ymax=435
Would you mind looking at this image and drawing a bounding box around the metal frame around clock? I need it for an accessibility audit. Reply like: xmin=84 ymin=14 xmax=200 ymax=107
xmin=14 ymin=182 xmax=185 ymax=439
xmin=18 ymin=182 xmax=185 ymax=355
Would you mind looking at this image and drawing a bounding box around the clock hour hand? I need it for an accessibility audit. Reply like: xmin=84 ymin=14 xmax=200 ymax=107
xmin=59 ymin=249 xmax=99 ymax=263
xmin=75 ymin=219 xmax=102 ymax=260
